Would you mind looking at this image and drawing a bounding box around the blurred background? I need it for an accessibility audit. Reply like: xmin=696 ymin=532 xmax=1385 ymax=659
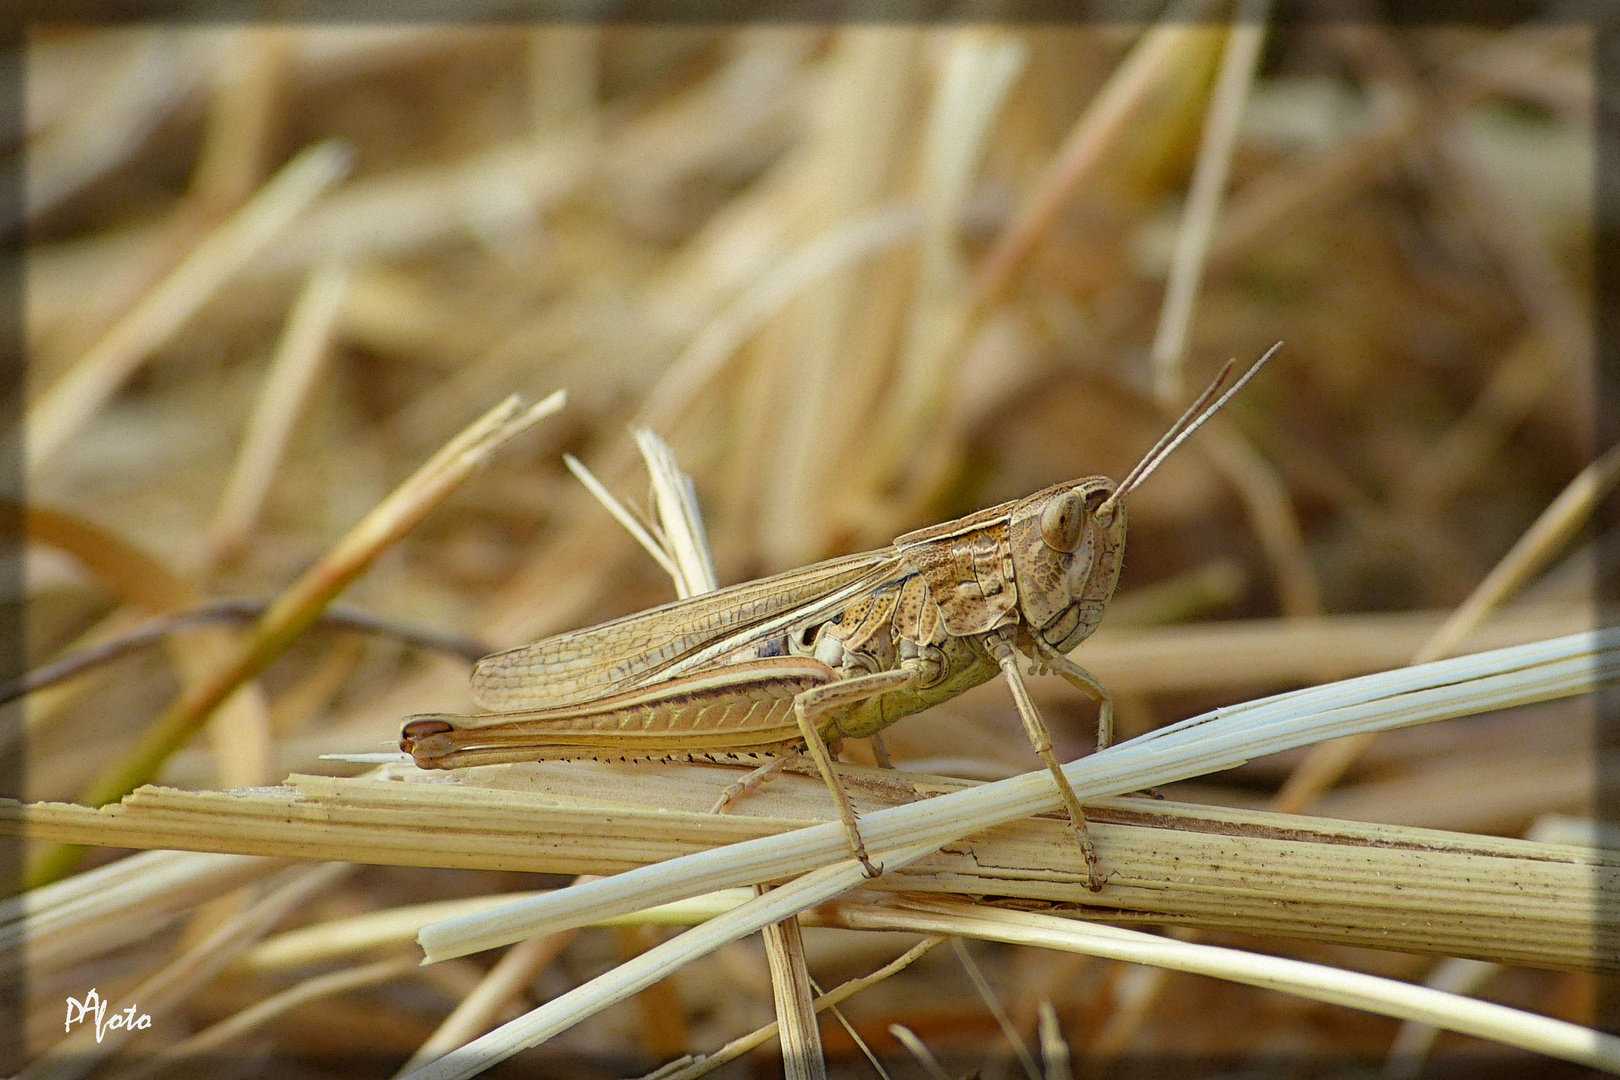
xmin=15 ymin=14 xmax=1600 ymax=1078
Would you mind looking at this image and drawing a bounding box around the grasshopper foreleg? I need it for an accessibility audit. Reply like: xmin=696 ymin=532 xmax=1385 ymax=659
xmin=985 ymin=631 xmax=1105 ymax=892
xmin=792 ymin=666 xmax=920 ymax=878
xmin=1025 ymin=636 xmax=1117 ymax=752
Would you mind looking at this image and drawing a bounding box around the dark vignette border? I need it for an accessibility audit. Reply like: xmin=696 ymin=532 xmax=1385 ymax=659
xmin=1 ymin=10 xmax=23 ymax=1079
xmin=1595 ymin=0 xmax=1620 ymax=1047
xmin=0 ymin=1 xmax=1613 ymax=1076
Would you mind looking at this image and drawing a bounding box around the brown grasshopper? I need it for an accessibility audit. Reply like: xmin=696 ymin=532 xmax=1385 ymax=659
xmin=403 ymin=347 xmax=1276 ymax=889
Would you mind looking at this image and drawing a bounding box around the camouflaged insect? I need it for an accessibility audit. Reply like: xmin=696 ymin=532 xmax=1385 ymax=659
xmin=404 ymin=348 xmax=1277 ymax=888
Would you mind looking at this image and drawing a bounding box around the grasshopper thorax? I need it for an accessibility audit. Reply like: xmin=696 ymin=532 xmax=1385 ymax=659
xmin=1008 ymin=476 xmax=1125 ymax=653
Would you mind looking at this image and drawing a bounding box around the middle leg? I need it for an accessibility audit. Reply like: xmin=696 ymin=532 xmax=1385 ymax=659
xmin=791 ymin=665 xmax=920 ymax=878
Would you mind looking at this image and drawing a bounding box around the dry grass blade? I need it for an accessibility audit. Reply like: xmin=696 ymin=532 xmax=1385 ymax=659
xmin=952 ymin=936 xmax=1040 ymax=1080
xmin=250 ymin=135 xmax=592 ymax=275
xmin=10 ymin=784 xmax=1612 ymax=973
xmin=1 ymin=850 xmax=281 ymax=977
xmin=1381 ymin=958 xmax=1502 ymax=1079
xmin=1037 ymin=1000 xmax=1072 ymax=1080
xmin=887 ymin=1023 xmax=952 ymax=1080
xmin=1148 ymin=0 xmax=1270 ymax=404
xmin=27 ymin=390 xmax=564 ymax=887
xmin=3 ymin=599 xmax=488 ymax=706
xmin=1193 ymin=417 xmax=1323 ymax=617
xmin=24 ymin=140 xmax=351 ymax=473
xmin=865 ymin=30 xmax=1025 ymax=478
xmin=1276 ymin=441 xmax=1620 ymax=814
xmin=1072 ymin=602 xmax=1586 ymax=695
xmin=242 ymin=892 xmax=544 ymax=971
xmin=392 ymin=933 xmax=575 ymax=1077
xmin=970 ymin=0 xmax=1215 ymax=306
xmin=649 ymin=936 xmax=942 ymax=1080
xmin=633 ymin=431 xmax=821 ymax=1079
xmin=207 ymin=262 xmax=351 ymax=566
xmin=808 ymin=978 xmax=892 ymax=1080
xmin=633 ymin=204 xmax=922 ymax=436
xmin=188 ymin=27 xmax=294 ymax=212
xmin=562 ymin=452 xmax=679 ymax=581
xmin=395 ymin=843 xmax=942 ymax=1080
xmin=635 ymin=428 xmax=718 ymax=596
xmin=760 ymin=898 xmax=825 ymax=1080
xmin=831 ymin=896 xmax=1620 ymax=1075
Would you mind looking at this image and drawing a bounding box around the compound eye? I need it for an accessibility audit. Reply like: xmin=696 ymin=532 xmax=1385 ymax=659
xmin=1040 ymin=491 xmax=1086 ymax=552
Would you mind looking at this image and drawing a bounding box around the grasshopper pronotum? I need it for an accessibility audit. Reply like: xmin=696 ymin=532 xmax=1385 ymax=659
xmin=403 ymin=346 xmax=1277 ymax=889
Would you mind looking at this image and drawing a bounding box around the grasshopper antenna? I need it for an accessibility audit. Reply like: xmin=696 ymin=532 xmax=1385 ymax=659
xmin=1097 ymin=342 xmax=1280 ymax=522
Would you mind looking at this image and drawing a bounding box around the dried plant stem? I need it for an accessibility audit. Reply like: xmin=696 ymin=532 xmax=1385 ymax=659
xmin=971 ymin=2 xmax=1216 ymax=306
xmin=190 ymin=27 xmax=294 ymax=212
xmin=21 ymin=773 xmax=1609 ymax=971
xmin=27 ymin=392 xmax=563 ymax=888
xmin=761 ymin=891 xmax=827 ymax=1080
xmin=1193 ymin=416 xmax=1323 ymax=617
xmin=395 ymin=844 xmax=942 ymax=1080
xmin=953 ymin=937 xmax=1041 ymax=1080
xmin=245 ymin=890 xmax=751 ymax=973
xmin=412 ymin=628 xmax=1618 ymax=961
xmin=20 ymin=506 xmax=276 ymax=796
xmin=1037 ymin=1000 xmax=1072 ymax=1080
xmin=644 ymin=936 xmax=943 ymax=1080
xmin=1148 ymin=0 xmax=1270 ymax=404
xmin=639 ymin=430 xmax=824 ymax=1076
xmin=1070 ymin=601 xmax=1585 ymax=695
xmin=829 ymin=896 xmax=1620 ymax=1075
xmin=1381 ymin=958 xmax=1502 ymax=1079
xmin=392 ymin=932 xmax=575 ymax=1077
xmin=636 ymin=429 xmax=719 ymax=598
xmin=1 ymin=850 xmax=281 ymax=978
xmin=24 ymin=141 xmax=351 ymax=473
xmin=3 ymin=598 xmax=488 ymax=707
xmin=888 ymin=1024 xmax=952 ymax=1080
xmin=869 ymin=31 xmax=1026 ymax=479
xmin=562 ymin=453 xmax=679 ymax=581
xmin=635 ymin=204 xmax=920 ymax=437
xmin=207 ymin=263 xmax=351 ymax=566
xmin=1275 ymin=442 xmax=1620 ymax=814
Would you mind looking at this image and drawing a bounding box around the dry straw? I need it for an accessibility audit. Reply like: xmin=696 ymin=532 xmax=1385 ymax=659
xmin=27 ymin=391 xmax=565 ymax=888
xmin=417 ymin=627 xmax=1618 ymax=960
xmin=14 ymin=19 xmax=1603 ymax=1079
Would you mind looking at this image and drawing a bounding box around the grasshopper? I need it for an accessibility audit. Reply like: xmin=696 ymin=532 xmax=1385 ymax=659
xmin=403 ymin=347 xmax=1276 ymax=889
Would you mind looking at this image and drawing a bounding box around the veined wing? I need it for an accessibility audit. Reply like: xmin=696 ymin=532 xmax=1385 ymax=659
xmin=471 ymin=548 xmax=902 ymax=711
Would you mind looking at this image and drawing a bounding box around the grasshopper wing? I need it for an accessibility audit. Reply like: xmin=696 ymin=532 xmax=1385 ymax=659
xmin=470 ymin=548 xmax=902 ymax=712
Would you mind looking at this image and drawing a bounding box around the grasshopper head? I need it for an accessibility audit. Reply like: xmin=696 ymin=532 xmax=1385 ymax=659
xmin=1010 ymin=343 xmax=1280 ymax=653
xmin=1010 ymin=477 xmax=1126 ymax=652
